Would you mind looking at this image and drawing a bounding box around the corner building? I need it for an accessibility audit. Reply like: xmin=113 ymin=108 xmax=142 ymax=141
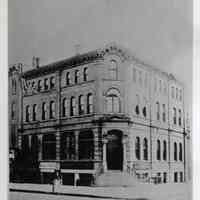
xmin=10 ymin=43 xmax=188 ymax=185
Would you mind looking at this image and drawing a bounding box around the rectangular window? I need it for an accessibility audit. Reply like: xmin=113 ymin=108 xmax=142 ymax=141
xmin=44 ymin=78 xmax=49 ymax=90
xmin=174 ymin=172 xmax=178 ymax=183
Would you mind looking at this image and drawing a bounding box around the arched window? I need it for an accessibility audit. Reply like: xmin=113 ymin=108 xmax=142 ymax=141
xmin=75 ymin=70 xmax=79 ymax=84
xmin=109 ymin=60 xmax=118 ymax=80
xmin=174 ymin=142 xmax=177 ymax=161
xmin=87 ymin=93 xmax=93 ymax=114
xmin=162 ymin=104 xmax=166 ymax=122
xmin=43 ymin=134 xmax=56 ymax=160
xmin=78 ymin=95 xmax=85 ymax=115
xmin=49 ymin=101 xmax=56 ymax=119
xmin=173 ymin=107 xmax=177 ymax=125
xmin=179 ymin=143 xmax=183 ymax=161
xmin=157 ymin=140 xmax=161 ymax=160
xmin=156 ymin=102 xmax=160 ymax=120
xmin=70 ymin=96 xmax=76 ymax=116
xmin=32 ymin=104 xmax=37 ymax=121
xmin=66 ymin=72 xmax=71 ymax=85
xmin=62 ymin=98 xmax=68 ymax=117
xmin=83 ymin=67 xmax=88 ymax=81
xmin=25 ymin=105 xmax=30 ymax=122
xmin=50 ymin=76 xmax=55 ymax=89
xmin=37 ymin=80 xmax=42 ymax=91
xmin=178 ymin=109 xmax=182 ymax=126
xmin=106 ymin=88 xmax=120 ymax=113
xmin=44 ymin=78 xmax=48 ymax=90
xmin=163 ymin=140 xmax=167 ymax=160
xmin=143 ymin=138 xmax=148 ymax=160
xmin=42 ymin=102 xmax=47 ymax=120
xmin=135 ymin=137 xmax=140 ymax=160
xmin=135 ymin=95 xmax=140 ymax=115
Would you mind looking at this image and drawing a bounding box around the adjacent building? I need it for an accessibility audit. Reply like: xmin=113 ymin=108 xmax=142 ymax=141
xmin=9 ymin=43 xmax=190 ymax=186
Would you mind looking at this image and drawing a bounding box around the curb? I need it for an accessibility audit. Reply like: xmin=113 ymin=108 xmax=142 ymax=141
xmin=10 ymin=188 xmax=148 ymax=200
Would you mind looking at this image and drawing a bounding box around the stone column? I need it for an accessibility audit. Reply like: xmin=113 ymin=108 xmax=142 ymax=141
xmin=122 ymin=136 xmax=128 ymax=172
xmin=102 ymin=138 xmax=108 ymax=172
xmin=56 ymin=131 xmax=61 ymax=160
xmin=93 ymin=128 xmax=100 ymax=170
xmin=75 ymin=130 xmax=79 ymax=160
xmin=38 ymin=135 xmax=43 ymax=161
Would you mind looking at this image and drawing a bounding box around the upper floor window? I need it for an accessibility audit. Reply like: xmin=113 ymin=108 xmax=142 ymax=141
xmin=133 ymin=68 xmax=136 ymax=82
xmin=135 ymin=95 xmax=140 ymax=115
xmin=171 ymin=86 xmax=175 ymax=98
xmin=106 ymin=88 xmax=120 ymax=113
xmin=50 ymin=76 xmax=55 ymax=89
xmin=62 ymin=98 xmax=68 ymax=117
xmin=25 ymin=105 xmax=30 ymax=122
xmin=83 ymin=67 xmax=88 ymax=82
xmin=70 ymin=96 xmax=76 ymax=116
xmin=178 ymin=109 xmax=182 ymax=126
xmin=139 ymin=71 xmax=142 ymax=86
xmin=156 ymin=102 xmax=160 ymax=120
xmin=135 ymin=137 xmax=140 ymax=160
xmin=179 ymin=89 xmax=182 ymax=101
xmin=11 ymin=103 xmax=16 ymax=120
xmin=66 ymin=72 xmax=71 ymax=85
xmin=42 ymin=102 xmax=47 ymax=120
xmin=157 ymin=140 xmax=161 ymax=160
xmin=49 ymin=101 xmax=56 ymax=119
xmin=143 ymin=138 xmax=148 ymax=160
xmin=109 ymin=60 xmax=118 ymax=80
xmin=44 ymin=78 xmax=49 ymax=90
xmin=179 ymin=143 xmax=183 ymax=161
xmin=162 ymin=104 xmax=166 ymax=122
xmin=159 ymin=80 xmax=162 ymax=92
xmin=78 ymin=95 xmax=85 ymax=115
xmin=173 ymin=107 xmax=177 ymax=125
xmin=37 ymin=80 xmax=42 ymax=92
xmin=12 ymin=79 xmax=17 ymax=94
xmin=75 ymin=70 xmax=80 ymax=84
xmin=163 ymin=140 xmax=167 ymax=160
xmin=32 ymin=104 xmax=37 ymax=121
xmin=87 ymin=93 xmax=94 ymax=114
xmin=176 ymin=88 xmax=178 ymax=100
xmin=174 ymin=142 xmax=177 ymax=161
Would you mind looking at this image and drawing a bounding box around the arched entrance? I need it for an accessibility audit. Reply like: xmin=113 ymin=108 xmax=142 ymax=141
xmin=106 ymin=130 xmax=123 ymax=170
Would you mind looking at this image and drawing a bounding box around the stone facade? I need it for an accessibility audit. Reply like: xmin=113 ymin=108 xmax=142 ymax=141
xmin=9 ymin=43 xmax=189 ymax=185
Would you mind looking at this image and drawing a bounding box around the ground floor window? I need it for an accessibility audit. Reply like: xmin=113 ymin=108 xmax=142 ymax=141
xmin=79 ymin=131 xmax=94 ymax=160
xmin=163 ymin=172 xmax=167 ymax=183
xmin=174 ymin=172 xmax=178 ymax=183
xmin=61 ymin=132 xmax=75 ymax=160
xmin=42 ymin=134 xmax=56 ymax=160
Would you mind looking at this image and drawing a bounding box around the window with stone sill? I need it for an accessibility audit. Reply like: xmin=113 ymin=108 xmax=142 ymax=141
xmin=109 ymin=60 xmax=118 ymax=80
xmin=32 ymin=104 xmax=37 ymax=121
xmin=44 ymin=78 xmax=49 ymax=90
xmin=163 ymin=140 xmax=167 ymax=160
xmin=135 ymin=137 xmax=140 ymax=160
xmin=49 ymin=101 xmax=56 ymax=119
xmin=70 ymin=96 xmax=76 ymax=116
xmin=83 ymin=67 xmax=89 ymax=82
xmin=178 ymin=109 xmax=182 ymax=126
xmin=50 ymin=76 xmax=55 ymax=89
xmin=174 ymin=142 xmax=177 ymax=161
xmin=75 ymin=70 xmax=80 ymax=84
xmin=62 ymin=98 xmax=68 ymax=117
xmin=156 ymin=102 xmax=160 ymax=120
xmin=157 ymin=140 xmax=161 ymax=160
xmin=173 ymin=107 xmax=177 ymax=125
xmin=87 ymin=93 xmax=93 ymax=114
xmin=25 ymin=105 xmax=30 ymax=122
xmin=37 ymin=80 xmax=42 ymax=92
xmin=78 ymin=95 xmax=85 ymax=115
xmin=66 ymin=72 xmax=71 ymax=85
xmin=42 ymin=102 xmax=47 ymax=120
xmin=106 ymin=89 xmax=120 ymax=113
xmin=143 ymin=107 xmax=147 ymax=118
xmin=162 ymin=104 xmax=166 ymax=122
xmin=143 ymin=138 xmax=148 ymax=160
xmin=179 ymin=143 xmax=183 ymax=161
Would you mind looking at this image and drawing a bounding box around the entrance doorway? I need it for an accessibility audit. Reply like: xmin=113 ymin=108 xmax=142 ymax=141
xmin=106 ymin=130 xmax=123 ymax=170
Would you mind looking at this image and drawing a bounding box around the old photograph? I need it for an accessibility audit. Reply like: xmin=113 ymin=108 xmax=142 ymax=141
xmin=8 ymin=0 xmax=193 ymax=199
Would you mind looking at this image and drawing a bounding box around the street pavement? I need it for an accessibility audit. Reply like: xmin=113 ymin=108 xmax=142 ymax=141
xmin=9 ymin=182 xmax=192 ymax=200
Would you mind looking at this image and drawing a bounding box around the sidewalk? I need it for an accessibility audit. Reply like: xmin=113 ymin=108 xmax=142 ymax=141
xmin=9 ymin=182 xmax=192 ymax=200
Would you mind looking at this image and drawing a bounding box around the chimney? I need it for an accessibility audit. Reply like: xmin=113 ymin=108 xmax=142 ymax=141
xmin=32 ymin=56 xmax=40 ymax=68
xmin=75 ymin=44 xmax=81 ymax=55
xmin=35 ymin=57 xmax=40 ymax=68
xmin=32 ymin=56 xmax=36 ymax=68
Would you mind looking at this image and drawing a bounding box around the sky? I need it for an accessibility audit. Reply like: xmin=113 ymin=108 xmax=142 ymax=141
xmin=8 ymin=0 xmax=193 ymax=116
